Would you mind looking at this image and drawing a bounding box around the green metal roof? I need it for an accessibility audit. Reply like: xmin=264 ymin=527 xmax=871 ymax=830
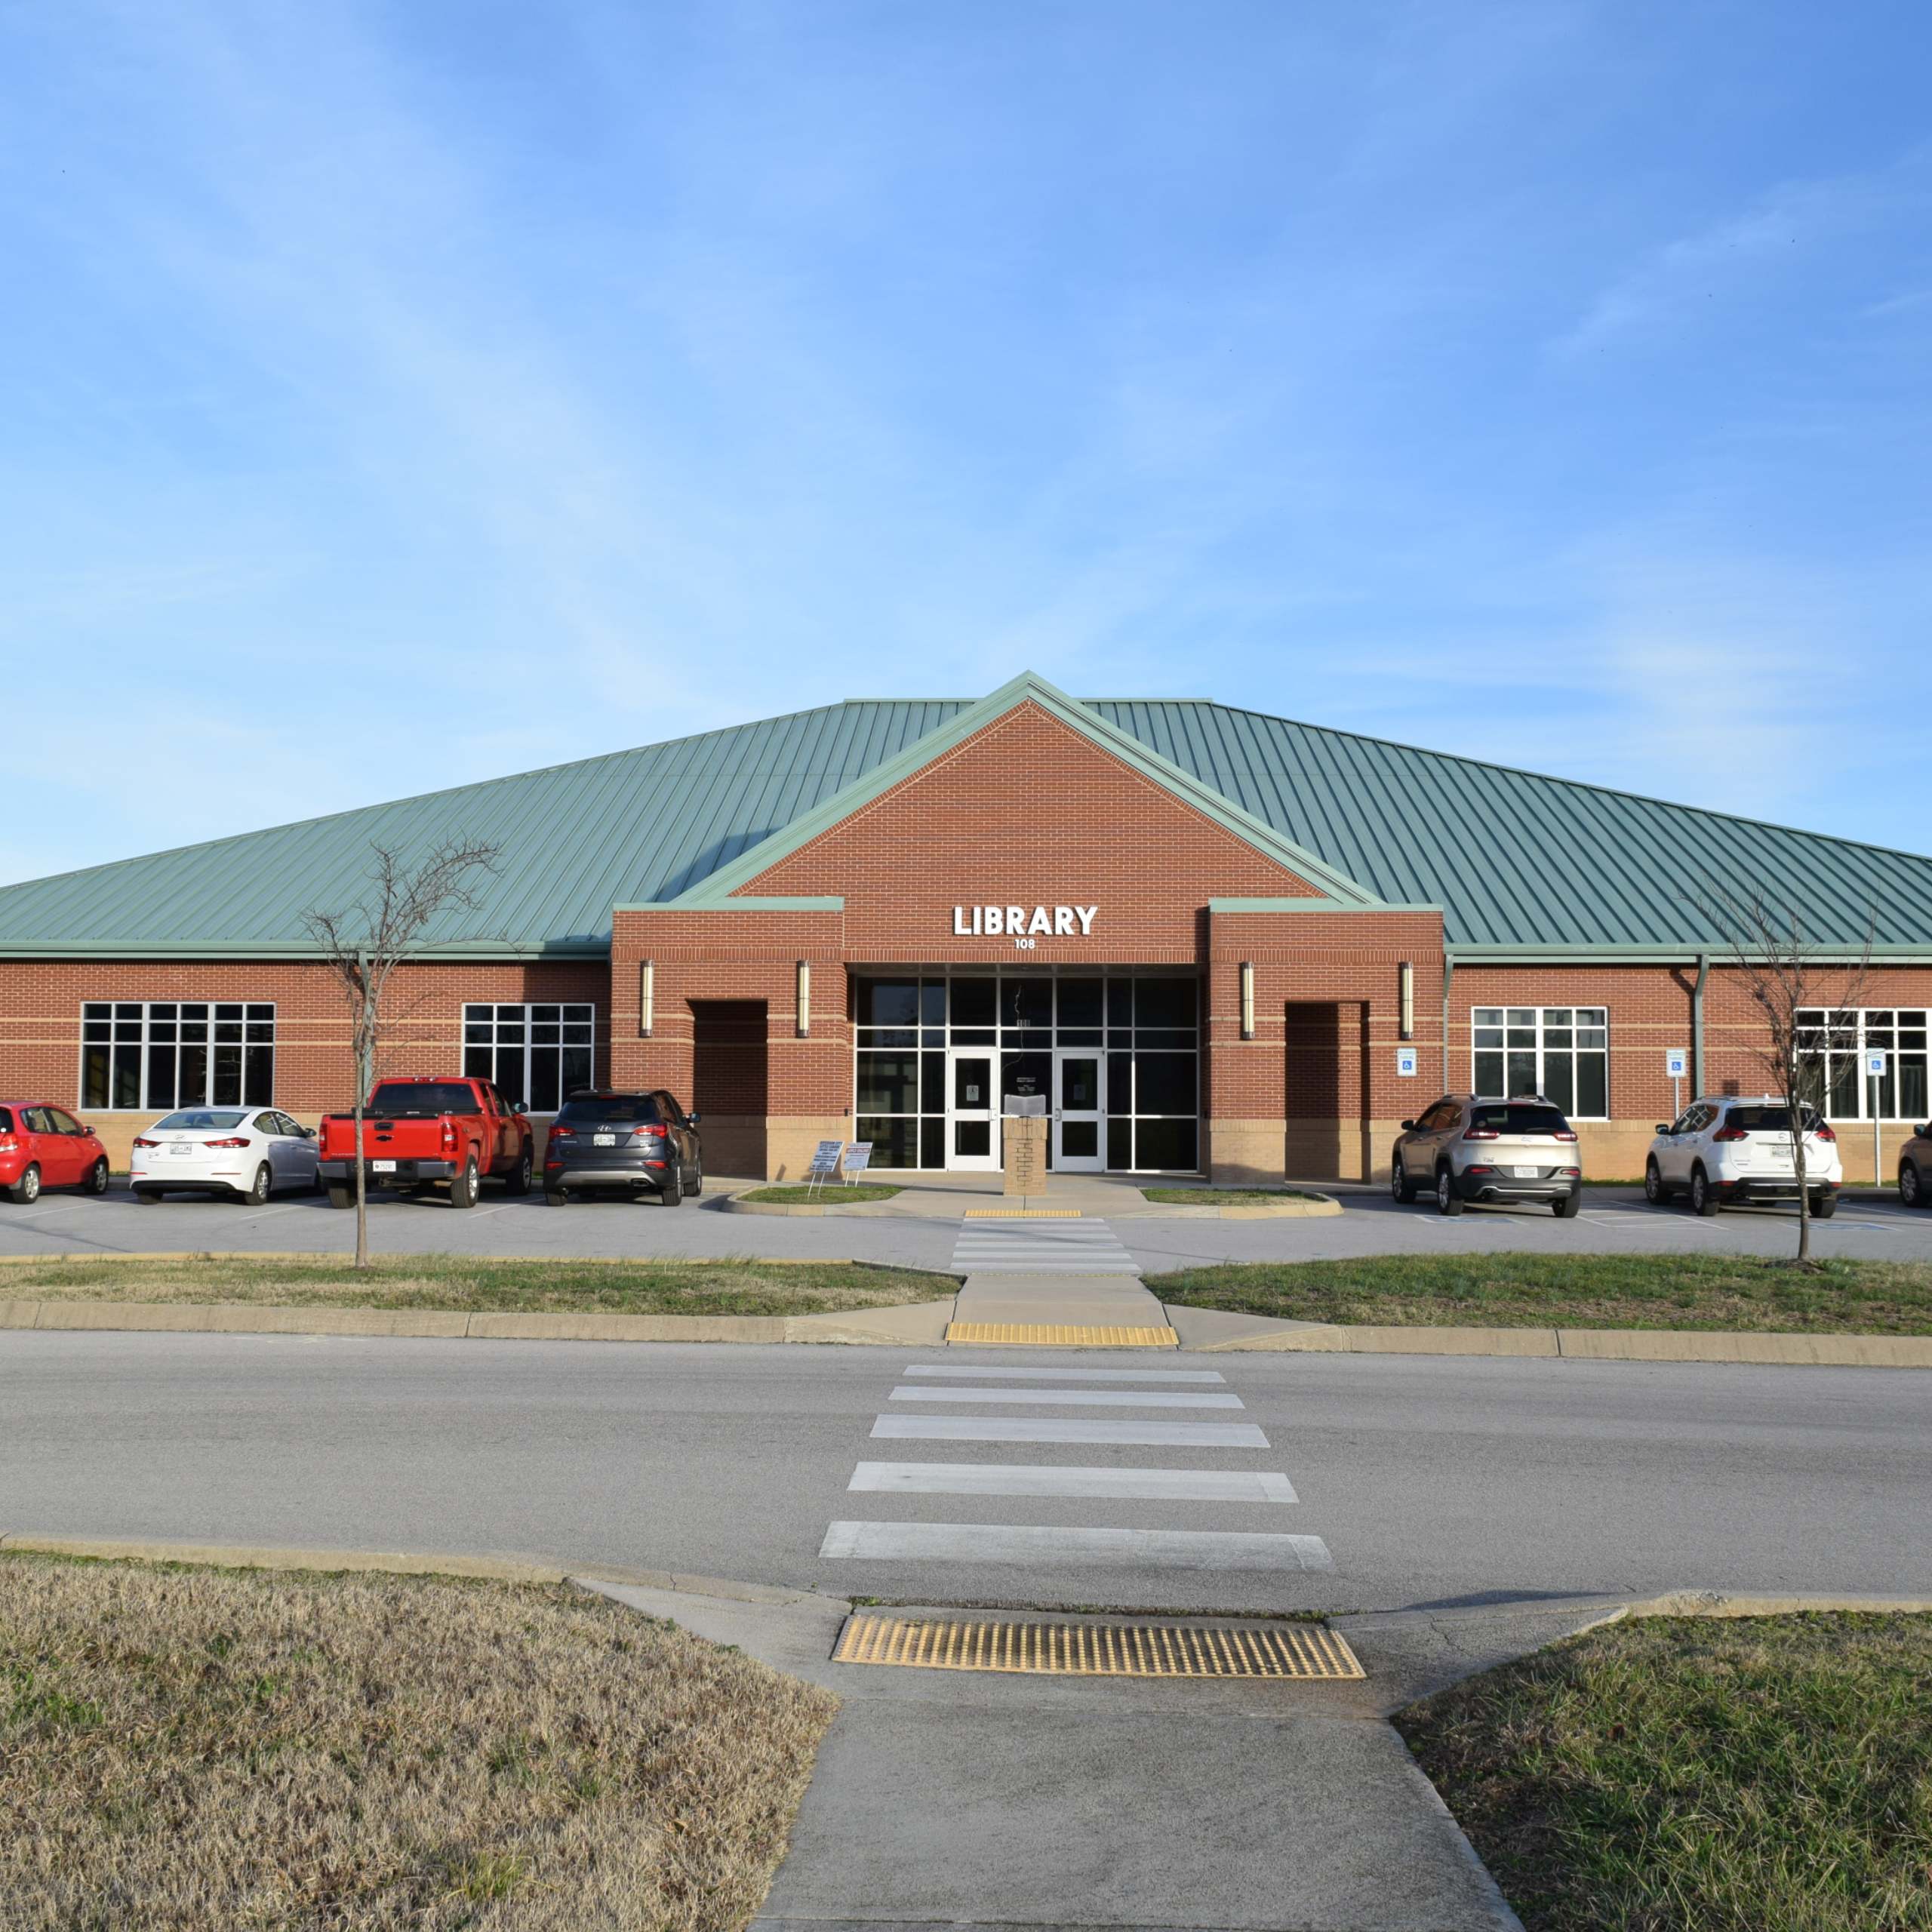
xmin=1 ymin=677 xmax=1927 ymax=955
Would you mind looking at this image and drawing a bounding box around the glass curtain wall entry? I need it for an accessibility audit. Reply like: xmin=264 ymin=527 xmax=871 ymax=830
xmin=1472 ymin=1008 xmax=1608 ymax=1118
xmin=1798 ymin=1009 xmax=1931 ymax=1120
xmin=852 ymin=972 xmax=1199 ymax=1171
xmin=463 ymin=1004 xmax=594 ymax=1112
xmin=82 ymin=1002 xmax=275 ymax=1110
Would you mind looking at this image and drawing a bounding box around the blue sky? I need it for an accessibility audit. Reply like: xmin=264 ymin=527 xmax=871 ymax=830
xmin=3 ymin=1 xmax=1928 ymax=886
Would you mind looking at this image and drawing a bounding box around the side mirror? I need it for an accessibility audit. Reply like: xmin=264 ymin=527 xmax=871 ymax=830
xmin=303 ymin=1126 xmax=317 ymax=1139
xmin=512 ymin=1100 xmax=528 ymax=1115
xmin=1399 ymin=1120 xmax=1415 ymax=1133
xmin=686 ymin=1112 xmax=702 ymax=1127
xmin=1655 ymin=1124 xmax=1669 ymax=1135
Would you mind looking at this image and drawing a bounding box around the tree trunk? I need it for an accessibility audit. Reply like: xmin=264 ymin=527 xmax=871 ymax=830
xmin=1791 ymin=1069 xmax=1810 ymax=1266
xmin=354 ymin=1019 xmax=371 ymax=1271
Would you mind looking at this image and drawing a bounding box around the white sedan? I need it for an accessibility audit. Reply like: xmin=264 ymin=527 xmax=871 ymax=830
xmin=130 ymin=1108 xmax=321 ymax=1204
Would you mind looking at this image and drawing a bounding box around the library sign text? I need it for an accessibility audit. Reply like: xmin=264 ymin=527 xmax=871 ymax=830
xmin=953 ymin=905 xmax=1099 ymax=951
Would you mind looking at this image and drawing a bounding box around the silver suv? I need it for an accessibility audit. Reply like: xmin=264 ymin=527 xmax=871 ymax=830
xmin=1391 ymin=1096 xmax=1583 ymax=1217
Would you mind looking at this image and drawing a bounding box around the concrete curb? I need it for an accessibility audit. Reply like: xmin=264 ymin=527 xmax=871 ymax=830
xmin=716 ymin=1195 xmax=900 ymax=1217
xmin=0 ymin=1534 xmax=846 ymax=1609
xmin=1131 ymin=1192 xmax=1343 ymax=1219
xmin=5 ymin=1295 xmax=1928 ymax=1364
xmin=0 ymin=1298 xmax=958 ymax=1346
xmin=1179 ymin=1316 xmax=1932 ymax=1367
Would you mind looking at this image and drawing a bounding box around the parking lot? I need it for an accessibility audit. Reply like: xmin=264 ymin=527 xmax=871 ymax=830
xmin=2 ymin=1181 xmax=1929 ymax=1275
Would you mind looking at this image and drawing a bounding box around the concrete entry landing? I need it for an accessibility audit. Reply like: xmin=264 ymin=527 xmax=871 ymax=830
xmin=948 ymin=1270 xmax=1177 ymax=1349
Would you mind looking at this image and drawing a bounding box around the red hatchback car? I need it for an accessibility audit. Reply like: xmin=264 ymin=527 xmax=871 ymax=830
xmin=0 ymin=1102 xmax=109 ymax=1204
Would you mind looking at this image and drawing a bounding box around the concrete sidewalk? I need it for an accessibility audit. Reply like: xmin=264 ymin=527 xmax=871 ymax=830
xmin=581 ymin=1575 xmax=1564 ymax=1932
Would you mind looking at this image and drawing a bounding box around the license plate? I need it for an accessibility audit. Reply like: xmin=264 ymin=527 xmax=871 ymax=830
xmin=593 ymin=1134 xmax=617 ymax=1146
xmin=371 ymin=1159 xmax=397 ymax=1173
xmin=1509 ymin=1164 xmax=1540 ymax=1177
xmin=170 ymin=1146 xmax=196 ymax=1157
xmin=1762 ymin=1146 xmax=1792 ymax=1164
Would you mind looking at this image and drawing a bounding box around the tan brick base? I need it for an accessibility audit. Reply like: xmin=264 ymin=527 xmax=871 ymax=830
xmin=764 ymin=1118 xmax=852 ymax=1183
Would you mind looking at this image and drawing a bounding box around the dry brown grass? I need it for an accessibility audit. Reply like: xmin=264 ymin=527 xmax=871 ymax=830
xmin=1 ymin=1553 xmax=838 ymax=1930
xmin=0 ymin=1254 xmax=943 ymax=1316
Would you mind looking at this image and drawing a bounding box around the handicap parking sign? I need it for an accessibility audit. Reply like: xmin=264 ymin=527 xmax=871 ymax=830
xmin=1395 ymin=1046 xmax=1418 ymax=1078
xmin=1665 ymin=1048 xmax=1687 ymax=1079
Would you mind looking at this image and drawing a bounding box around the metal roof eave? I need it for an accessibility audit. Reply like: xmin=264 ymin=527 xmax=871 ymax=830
xmin=669 ymin=672 xmax=1388 ymax=910
xmin=0 ymin=939 xmax=613 ymax=961
xmin=1444 ymin=943 xmax=1932 ymax=964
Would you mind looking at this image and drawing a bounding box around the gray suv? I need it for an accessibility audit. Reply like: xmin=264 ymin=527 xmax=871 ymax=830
xmin=1391 ymin=1096 xmax=1583 ymax=1217
xmin=1901 ymin=1124 xmax=1932 ymax=1209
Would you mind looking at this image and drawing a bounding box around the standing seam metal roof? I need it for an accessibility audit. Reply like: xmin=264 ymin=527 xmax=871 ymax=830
xmin=0 ymin=688 xmax=1927 ymax=952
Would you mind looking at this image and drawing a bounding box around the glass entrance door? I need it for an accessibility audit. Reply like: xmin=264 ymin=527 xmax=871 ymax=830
xmin=1054 ymin=1051 xmax=1104 ymax=1172
xmin=949 ymin=1052 xmax=999 ymax=1171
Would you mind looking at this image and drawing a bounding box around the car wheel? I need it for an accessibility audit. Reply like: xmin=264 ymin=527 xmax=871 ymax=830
xmin=660 ymin=1164 xmax=684 ymax=1207
xmin=1434 ymin=1165 xmax=1463 ymax=1217
xmin=1690 ymin=1165 xmax=1719 ymax=1216
xmin=689 ymin=1159 xmax=703 ymax=1198
xmin=1810 ymin=1191 xmax=1838 ymax=1220
xmin=1900 ymin=1161 xmax=1925 ymax=1210
xmin=1644 ymin=1157 xmax=1667 ymax=1205
xmin=87 ymin=1158 xmax=109 ymax=1196
xmin=449 ymin=1155 xmax=479 ymax=1209
xmin=545 ymin=1188 xmax=568 ymax=1207
xmin=1552 ymin=1189 xmax=1581 ymax=1218
xmin=244 ymin=1164 xmax=272 ymax=1206
xmin=1390 ymin=1155 xmax=1417 ymax=1204
xmin=6 ymin=1164 xmax=40 ymax=1206
xmin=325 ymin=1185 xmax=352 ymax=1210
xmin=506 ymin=1149 xmax=532 ymax=1196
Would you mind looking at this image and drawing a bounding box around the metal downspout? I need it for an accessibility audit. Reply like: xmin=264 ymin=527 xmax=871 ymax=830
xmin=1692 ymin=953 xmax=1709 ymax=1096
xmin=1442 ymin=954 xmax=1454 ymax=1092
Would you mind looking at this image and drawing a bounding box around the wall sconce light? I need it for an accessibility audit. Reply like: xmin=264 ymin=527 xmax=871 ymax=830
xmin=796 ymin=959 xmax=811 ymax=1038
xmin=1399 ymin=960 xmax=1414 ymax=1041
xmin=638 ymin=958 xmax=654 ymax=1038
xmin=1239 ymin=961 xmax=1255 ymax=1041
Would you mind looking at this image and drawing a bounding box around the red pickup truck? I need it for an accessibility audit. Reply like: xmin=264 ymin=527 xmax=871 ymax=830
xmin=317 ymin=1077 xmax=535 ymax=1209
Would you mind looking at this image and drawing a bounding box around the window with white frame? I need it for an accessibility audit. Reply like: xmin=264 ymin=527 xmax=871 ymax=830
xmin=1472 ymin=1007 xmax=1608 ymax=1118
xmin=462 ymin=1003 xmax=594 ymax=1112
xmin=1798 ymin=1008 xmax=1929 ymax=1121
xmin=81 ymin=1001 xmax=275 ymax=1111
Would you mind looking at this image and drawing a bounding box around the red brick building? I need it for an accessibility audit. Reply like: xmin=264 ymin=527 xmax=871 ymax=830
xmin=3 ymin=672 xmax=1928 ymax=1183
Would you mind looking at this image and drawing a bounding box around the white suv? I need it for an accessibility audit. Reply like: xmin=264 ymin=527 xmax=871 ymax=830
xmin=1644 ymin=1097 xmax=1841 ymax=1217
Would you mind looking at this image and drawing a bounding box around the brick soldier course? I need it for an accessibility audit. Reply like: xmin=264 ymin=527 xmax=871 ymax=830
xmin=2 ymin=672 xmax=1929 ymax=1183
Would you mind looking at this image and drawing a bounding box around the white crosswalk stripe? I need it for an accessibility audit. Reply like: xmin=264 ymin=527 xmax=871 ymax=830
xmin=850 ymin=1462 xmax=1298 ymax=1503
xmin=819 ymin=1521 xmax=1334 ymax=1571
xmin=903 ymin=1364 xmax=1225 ymax=1383
xmin=889 ymin=1384 xmax=1244 ymax=1408
xmin=822 ymin=1356 xmax=1337 ymax=1586
xmin=872 ymin=1415 xmax=1271 ymax=1447
xmin=948 ymin=1217 xmax=1141 ymax=1274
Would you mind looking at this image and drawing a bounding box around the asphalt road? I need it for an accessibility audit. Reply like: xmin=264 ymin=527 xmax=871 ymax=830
xmin=3 ymin=1182 xmax=1930 ymax=1271
xmin=6 ymin=1334 xmax=1927 ymax=1613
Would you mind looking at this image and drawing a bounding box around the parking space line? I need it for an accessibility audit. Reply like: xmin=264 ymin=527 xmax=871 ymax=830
xmin=235 ymin=1204 xmax=303 ymax=1226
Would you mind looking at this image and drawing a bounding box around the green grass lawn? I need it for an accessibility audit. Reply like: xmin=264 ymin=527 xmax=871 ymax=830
xmin=0 ymin=1254 xmax=946 ymax=1315
xmin=1139 ymin=1186 xmax=1330 ymax=1206
xmin=1398 ymin=1613 xmax=1932 ymax=1932
xmin=1154 ymin=1251 xmax=1932 ymax=1332
xmin=736 ymin=1183 xmax=904 ymax=1204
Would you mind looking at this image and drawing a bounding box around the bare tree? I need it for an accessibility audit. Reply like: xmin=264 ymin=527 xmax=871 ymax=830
xmin=304 ymin=840 xmax=501 ymax=1268
xmin=1697 ymin=887 xmax=1872 ymax=1266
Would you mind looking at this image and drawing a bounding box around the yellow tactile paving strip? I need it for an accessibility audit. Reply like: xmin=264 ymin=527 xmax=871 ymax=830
xmin=834 ymin=1613 xmax=1364 ymax=1680
xmin=961 ymin=1208 xmax=1083 ymax=1218
xmin=943 ymin=1321 xmax=1176 ymax=1348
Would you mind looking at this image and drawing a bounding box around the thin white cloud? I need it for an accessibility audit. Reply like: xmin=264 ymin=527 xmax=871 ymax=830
xmin=1551 ymin=158 xmax=1924 ymax=360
